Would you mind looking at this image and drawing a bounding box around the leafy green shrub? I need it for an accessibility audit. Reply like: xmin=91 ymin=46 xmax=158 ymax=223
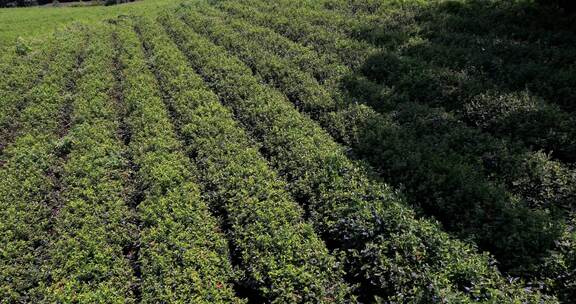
xmin=465 ymin=91 xmax=576 ymax=162
xmin=14 ymin=37 xmax=31 ymax=56
xmin=504 ymin=151 xmax=576 ymax=213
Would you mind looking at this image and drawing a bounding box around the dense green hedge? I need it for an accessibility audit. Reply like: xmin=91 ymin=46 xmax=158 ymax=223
xmin=182 ymin=3 xmax=569 ymax=274
xmin=133 ymin=16 xmax=352 ymax=303
xmin=160 ymin=12 xmax=554 ymax=303
xmin=0 ymin=26 xmax=86 ymax=301
xmin=39 ymin=24 xmax=137 ymax=302
xmin=114 ymin=20 xmax=242 ymax=303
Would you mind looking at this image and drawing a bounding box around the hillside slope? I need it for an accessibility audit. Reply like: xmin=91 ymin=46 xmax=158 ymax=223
xmin=0 ymin=0 xmax=574 ymax=302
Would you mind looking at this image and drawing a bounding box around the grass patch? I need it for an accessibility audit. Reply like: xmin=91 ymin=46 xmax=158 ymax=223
xmin=0 ymin=0 xmax=177 ymax=49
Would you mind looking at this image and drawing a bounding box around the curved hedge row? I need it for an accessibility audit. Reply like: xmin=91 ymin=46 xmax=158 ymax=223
xmin=133 ymin=16 xmax=352 ymax=303
xmin=160 ymin=13 xmax=554 ymax=303
xmin=114 ymin=21 xmax=243 ymax=303
xmin=0 ymin=34 xmax=61 ymax=154
xmin=39 ymin=24 xmax=137 ymax=302
xmin=0 ymin=26 xmax=87 ymax=301
xmin=179 ymin=4 xmax=566 ymax=273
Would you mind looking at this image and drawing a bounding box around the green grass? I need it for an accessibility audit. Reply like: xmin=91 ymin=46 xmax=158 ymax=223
xmin=0 ymin=0 xmax=177 ymax=49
